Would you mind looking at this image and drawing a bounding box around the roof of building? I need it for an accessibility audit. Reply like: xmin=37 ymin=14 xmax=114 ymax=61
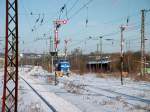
xmin=87 ymin=60 xmax=111 ymax=64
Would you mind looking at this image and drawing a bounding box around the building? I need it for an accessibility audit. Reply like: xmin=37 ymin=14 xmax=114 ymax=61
xmin=87 ymin=56 xmax=111 ymax=72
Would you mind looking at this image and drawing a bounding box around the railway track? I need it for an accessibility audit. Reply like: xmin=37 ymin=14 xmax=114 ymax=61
xmin=20 ymin=76 xmax=57 ymax=112
xmin=59 ymin=79 xmax=150 ymax=111
xmin=86 ymin=85 xmax=150 ymax=103
xmin=82 ymin=85 xmax=150 ymax=111
xmin=19 ymin=74 xmax=150 ymax=111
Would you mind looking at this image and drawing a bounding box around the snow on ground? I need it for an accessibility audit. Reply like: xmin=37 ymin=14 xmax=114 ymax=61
xmin=0 ymin=68 xmax=3 ymax=110
xmin=58 ymin=75 xmax=150 ymax=112
xmin=26 ymin=66 xmax=150 ymax=112
xmin=20 ymin=66 xmax=82 ymax=112
xmin=0 ymin=66 xmax=150 ymax=112
xmin=18 ymin=78 xmax=52 ymax=112
xmin=0 ymin=66 xmax=52 ymax=112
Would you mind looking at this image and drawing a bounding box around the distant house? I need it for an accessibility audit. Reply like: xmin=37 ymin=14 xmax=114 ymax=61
xmin=87 ymin=56 xmax=111 ymax=72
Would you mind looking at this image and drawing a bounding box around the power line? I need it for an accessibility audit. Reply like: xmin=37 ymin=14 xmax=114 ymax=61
xmin=67 ymin=0 xmax=80 ymax=14
xmin=67 ymin=23 xmax=150 ymax=51
xmin=68 ymin=0 xmax=94 ymax=20
xmin=58 ymin=0 xmax=72 ymax=19
xmin=20 ymin=0 xmax=40 ymax=35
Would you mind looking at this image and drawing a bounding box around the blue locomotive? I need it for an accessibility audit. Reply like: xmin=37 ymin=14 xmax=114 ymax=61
xmin=55 ymin=59 xmax=70 ymax=76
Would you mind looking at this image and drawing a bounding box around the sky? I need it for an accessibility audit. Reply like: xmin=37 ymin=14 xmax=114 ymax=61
xmin=0 ymin=0 xmax=150 ymax=54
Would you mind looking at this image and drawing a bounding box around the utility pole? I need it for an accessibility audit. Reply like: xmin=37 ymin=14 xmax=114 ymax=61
xmin=140 ymin=9 xmax=150 ymax=76
xmin=50 ymin=36 xmax=54 ymax=73
xmin=120 ymin=25 xmax=125 ymax=85
xmin=2 ymin=0 xmax=19 ymax=111
xmin=96 ymin=43 xmax=99 ymax=72
xmin=64 ymin=39 xmax=71 ymax=60
xmin=35 ymin=37 xmax=53 ymax=72
xmin=141 ymin=9 xmax=145 ymax=76
xmin=99 ymin=36 xmax=103 ymax=72
xmin=97 ymin=43 xmax=99 ymax=53
xmin=90 ymin=36 xmax=103 ymax=72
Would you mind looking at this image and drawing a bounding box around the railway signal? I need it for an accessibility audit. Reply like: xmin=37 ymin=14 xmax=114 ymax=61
xmin=53 ymin=20 xmax=67 ymax=52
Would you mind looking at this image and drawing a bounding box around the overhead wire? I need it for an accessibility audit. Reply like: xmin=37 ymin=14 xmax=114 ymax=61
xmin=33 ymin=0 xmax=76 ymax=42
xmin=126 ymin=0 xmax=131 ymax=26
xmin=67 ymin=22 xmax=150 ymax=51
xmin=20 ymin=0 xmax=58 ymax=44
xmin=20 ymin=0 xmax=44 ymax=53
xmin=20 ymin=0 xmax=69 ymax=33
xmin=86 ymin=6 xmax=89 ymax=27
xmin=58 ymin=0 xmax=72 ymax=19
xmin=59 ymin=0 xmax=143 ymax=51
xmin=57 ymin=0 xmax=94 ymax=52
xmin=15 ymin=0 xmax=150 ymax=54
xmin=37 ymin=0 xmax=141 ymax=49
xmin=68 ymin=0 xmax=94 ymax=20
xmin=20 ymin=0 xmax=37 ymax=33
xmin=40 ymin=13 xmax=45 ymax=25
xmin=67 ymin=0 xmax=80 ymax=14
xmin=61 ymin=0 xmax=80 ymax=20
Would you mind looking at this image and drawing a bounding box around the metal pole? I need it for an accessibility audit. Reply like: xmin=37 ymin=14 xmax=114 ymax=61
xmin=64 ymin=40 xmax=68 ymax=60
xmin=100 ymin=36 xmax=103 ymax=72
xmin=51 ymin=56 xmax=53 ymax=73
xmin=53 ymin=23 xmax=58 ymax=84
xmin=96 ymin=43 xmax=99 ymax=72
xmin=50 ymin=36 xmax=53 ymax=73
xmin=141 ymin=9 xmax=150 ymax=76
xmin=141 ymin=10 xmax=145 ymax=76
xmin=120 ymin=26 xmax=125 ymax=85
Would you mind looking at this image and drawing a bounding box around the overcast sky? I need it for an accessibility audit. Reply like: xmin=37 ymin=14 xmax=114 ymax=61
xmin=0 ymin=0 xmax=150 ymax=54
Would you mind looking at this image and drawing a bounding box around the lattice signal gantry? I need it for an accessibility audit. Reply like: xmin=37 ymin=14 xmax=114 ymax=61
xmin=2 ymin=0 xmax=19 ymax=112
